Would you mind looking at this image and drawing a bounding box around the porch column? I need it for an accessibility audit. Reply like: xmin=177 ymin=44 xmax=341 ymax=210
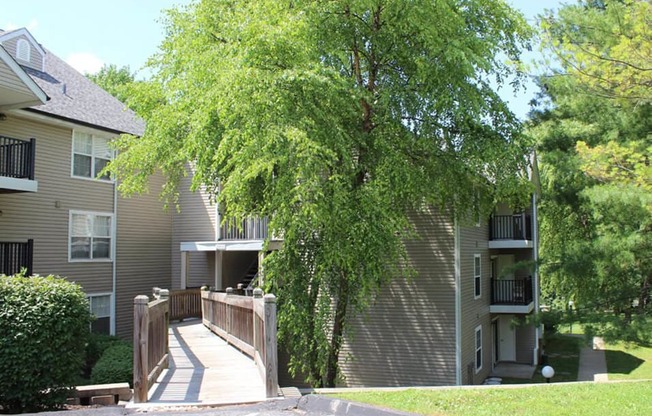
xmin=214 ymin=250 xmax=223 ymax=290
xmin=258 ymin=250 xmax=266 ymax=287
xmin=180 ymin=251 xmax=189 ymax=290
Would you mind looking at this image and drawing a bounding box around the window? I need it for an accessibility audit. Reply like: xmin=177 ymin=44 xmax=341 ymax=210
xmin=475 ymin=325 xmax=483 ymax=373
xmin=72 ymin=131 xmax=113 ymax=180
xmin=474 ymin=254 xmax=481 ymax=299
xmin=69 ymin=211 xmax=113 ymax=261
xmin=16 ymin=38 xmax=30 ymax=62
xmin=88 ymin=294 xmax=112 ymax=334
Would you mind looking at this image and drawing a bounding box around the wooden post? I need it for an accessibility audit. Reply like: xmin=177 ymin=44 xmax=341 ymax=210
xmin=263 ymin=294 xmax=278 ymax=397
xmin=159 ymin=289 xmax=170 ymax=355
xmin=226 ymin=287 xmax=233 ymax=335
xmin=253 ymin=288 xmax=263 ymax=354
xmin=133 ymin=295 xmax=150 ymax=403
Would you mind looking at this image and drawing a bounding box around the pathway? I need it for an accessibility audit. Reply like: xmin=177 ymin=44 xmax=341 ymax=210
xmin=577 ymin=336 xmax=608 ymax=382
xmin=143 ymin=319 xmax=267 ymax=406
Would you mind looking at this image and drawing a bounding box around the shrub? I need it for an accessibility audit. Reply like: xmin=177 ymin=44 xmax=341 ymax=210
xmin=0 ymin=274 xmax=92 ymax=413
xmin=91 ymin=344 xmax=133 ymax=387
xmin=82 ymin=333 xmax=130 ymax=380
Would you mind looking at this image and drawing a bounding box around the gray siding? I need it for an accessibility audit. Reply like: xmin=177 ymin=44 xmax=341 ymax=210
xmin=0 ymin=114 xmax=114 ymax=294
xmin=115 ymin=172 xmax=172 ymax=338
xmin=338 ymin=208 xmax=457 ymax=387
xmin=172 ymin=168 xmax=216 ymax=288
xmin=515 ymin=316 xmax=536 ymax=364
xmin=459 ymin=221 xmax=492 ymax=384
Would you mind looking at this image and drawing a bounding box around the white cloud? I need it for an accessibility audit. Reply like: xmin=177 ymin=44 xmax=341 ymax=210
xmin=66 ymin=52 xmax=104 ymax=75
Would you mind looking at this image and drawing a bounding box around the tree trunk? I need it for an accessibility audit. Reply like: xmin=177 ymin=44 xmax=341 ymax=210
xmin=325 ymin=275 xmax=349 ymax=387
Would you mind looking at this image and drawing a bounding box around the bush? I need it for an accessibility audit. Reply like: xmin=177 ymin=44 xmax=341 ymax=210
xmin=0 ymin=274 xmax=92 ymax=413
xmin=90 ymin=344 xmax=133 ymax=387
xmin=82 ymin=333 xmax=129 ymax=380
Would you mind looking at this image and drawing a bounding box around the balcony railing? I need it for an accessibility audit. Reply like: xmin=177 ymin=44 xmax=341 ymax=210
xmin=489 ymin=214 xmax=532 ymax=240
xmin=0 ymin=240 xmax=33 ymax=276
xmin=491 ymin=277 xmax=533 ymax=306
xmin=0 ymin=136 xmax=36 ymax=180
xmin=220 ymin=217 xmax=269 ymax=241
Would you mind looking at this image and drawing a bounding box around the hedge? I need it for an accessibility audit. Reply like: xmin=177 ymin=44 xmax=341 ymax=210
xmin=90 ymin=344 xmax=133 ymax=387
xmin=0 ymin=274 xmax=91 ymax=413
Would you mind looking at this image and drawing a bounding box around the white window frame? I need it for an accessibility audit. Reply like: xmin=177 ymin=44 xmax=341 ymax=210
xmin=71 ymin=130 xmax=114 ymax=182
xmin=87 ymin=292 xmax=114 ymax=335
xmin=68 ymin=210 xmax=114 ymax=262
xmin=474 ymin=254 xmax=481 ymax=299
xmin=475 ymin=325 xmax=483 ymax=373
xmin=16 ymin=38 xmax=30 ymax=62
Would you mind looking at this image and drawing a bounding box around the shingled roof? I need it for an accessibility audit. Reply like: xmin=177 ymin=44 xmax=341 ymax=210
xmin=1 ymin=28 xmax=144 ymax=136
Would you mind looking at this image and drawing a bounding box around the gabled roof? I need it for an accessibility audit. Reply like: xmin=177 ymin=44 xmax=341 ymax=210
xmin=1 ymin=28 xmax=144 ymax=136
xmin=0 ymin=28 xmax=46 ymax=58
xmin=0 ymin=44 xmax=48 ymax=109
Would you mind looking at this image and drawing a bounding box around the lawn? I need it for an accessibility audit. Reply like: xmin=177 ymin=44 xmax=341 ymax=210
xmin=502 ymin=333 xmax=583 ymax=384
xmin=332 ymin=381 xmax=652 ymax=416
xmin=605 ymin=342 xmax=652 ymax=380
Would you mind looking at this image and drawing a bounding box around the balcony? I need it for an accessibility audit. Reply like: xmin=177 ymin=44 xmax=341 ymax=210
xmin=0 ymin=240 xmax=33 ymax=276
xmin=219 ymin=217 xmax=269 ymax=241
xmin=490 ymin=277 xmax=534 ymax=314
xmin=488 ymin=213 xmax=532 ymax=249
xmin=0 ymin=136 xmax=37 ymax=193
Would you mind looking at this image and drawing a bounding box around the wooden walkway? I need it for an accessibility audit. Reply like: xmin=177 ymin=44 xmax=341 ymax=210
xmin=144 ymin=319 xmax=267 ymax=406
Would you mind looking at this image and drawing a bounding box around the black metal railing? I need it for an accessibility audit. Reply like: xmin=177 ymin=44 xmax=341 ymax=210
xmin=0 ymin=136 xmax=36 ymax=180
xmin=491 ymin=277 xmax=533 ymax=305
xmin=489 ymin=214 xmax=532 ymax=240
xmin=0 ymin=240 xmax=33 ymax=276
xmin=220 ymin=217 xmax=269 ymax=241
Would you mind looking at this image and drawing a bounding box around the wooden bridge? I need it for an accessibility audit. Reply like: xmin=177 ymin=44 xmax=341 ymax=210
xmin=132 ymin=287 xmax=278 ymax=406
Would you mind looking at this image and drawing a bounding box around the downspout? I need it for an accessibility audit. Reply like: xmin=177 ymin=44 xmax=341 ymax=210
xmin=111 ymin=178 xmax=118 ymax=336
xmin=454 ymin=218 xmax=462 ymax=385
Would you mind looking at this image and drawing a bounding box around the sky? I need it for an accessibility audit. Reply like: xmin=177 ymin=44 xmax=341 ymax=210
xmin=1 ymin=0 xmax=566 ymax=120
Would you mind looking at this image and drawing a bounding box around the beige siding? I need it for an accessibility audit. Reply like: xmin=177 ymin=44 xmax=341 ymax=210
xmin=115 ymin=172 xmax=172 ymax=338
xmin=338 ymin=208 xmax=457 ymax=387
xmin=1 ymin=35 xmax=43 ymax=71
xmin=0 ymin=62 xmax=33 ymax=94
xmin=459 ymin=221 xmax=492 ymax=384
xmin=0 ymin=114 xmax=114 ymax=294
xmin=172 ymin=168 xmax=217 ymax=288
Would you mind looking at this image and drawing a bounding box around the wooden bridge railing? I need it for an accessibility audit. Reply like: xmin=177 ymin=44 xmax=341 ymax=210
xmin=201 ymin=287 xmax=278 ymax=398
xmin=164 ymin=287 xmax=202 ymax=321
xmin=133 ymin=290 xmax=170 ymax=403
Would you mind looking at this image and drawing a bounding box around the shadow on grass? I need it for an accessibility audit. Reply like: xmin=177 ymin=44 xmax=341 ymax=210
xmin=605 ymin=350 xmax=645 ymax=375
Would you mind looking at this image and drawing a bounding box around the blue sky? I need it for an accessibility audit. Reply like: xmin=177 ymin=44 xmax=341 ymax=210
xmin=1 ymin=0 xmax=566 ymax=119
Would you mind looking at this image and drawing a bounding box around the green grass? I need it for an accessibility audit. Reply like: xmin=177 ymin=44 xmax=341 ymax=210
xmin=557 ymin=321 xmax=585 ymax=335
xmin=605 ymin=342 xmax=652 ymax=380
xmin=332 ymin=381 xmax=652 ymax=416
xmin=502 ymin=333 xmax=584 ymax=384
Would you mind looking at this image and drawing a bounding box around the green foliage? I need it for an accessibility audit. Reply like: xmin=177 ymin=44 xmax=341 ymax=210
xmin=87 ymin=64 xmax=136 ymax=104
xmin=531 ymin=0 xmax=652 ymax=341
xmin=108 ymin=0 xmax=533 ymax=386
xmin=0 ymin=274 xmax=92 ymax=413
xmin=82 ymin=334 xmax=130 ymax=380
xmin=539 ymin=0 xmax=651 ymax=105
xmin=90 ymin=344 xmax=133 ymax=387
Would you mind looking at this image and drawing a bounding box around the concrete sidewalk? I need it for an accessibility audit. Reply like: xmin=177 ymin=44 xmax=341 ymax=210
xmin=577 ymin=336 xmax=608 ymax=382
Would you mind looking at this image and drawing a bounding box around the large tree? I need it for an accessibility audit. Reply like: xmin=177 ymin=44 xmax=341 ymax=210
xmin=108 ymin=0 xmax=532 ymax=386
xmin=531 ymin=0 xmax=652 ymax=341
